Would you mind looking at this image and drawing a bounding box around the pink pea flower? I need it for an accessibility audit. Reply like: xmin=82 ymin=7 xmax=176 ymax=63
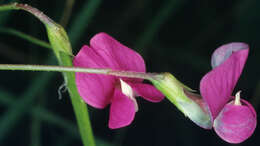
xmin=73 ymin=32 xmax=164 ymax=129
xmin=200 ymin=43 xmax=257 ymax=143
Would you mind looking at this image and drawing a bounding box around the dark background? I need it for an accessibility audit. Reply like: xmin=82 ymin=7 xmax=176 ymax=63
xmin=0 ymin=0 xmax=259 ymax=146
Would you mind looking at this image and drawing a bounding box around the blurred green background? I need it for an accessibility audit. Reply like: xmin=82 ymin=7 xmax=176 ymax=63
xmin=0 ymin=0 xmax=259 ymax=146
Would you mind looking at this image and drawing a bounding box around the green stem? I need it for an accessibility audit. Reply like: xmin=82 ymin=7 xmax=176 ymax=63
xmin=59 ymin=52 xmax=96 ymax=146
xmin=0 ymin=89 xmax=112 ymax=146
xmin=68 ymin=0 xmax=102 ymax=47
xmin=0 ymin=27 xmax=51 ymax=49
xmin=59 ymin=0 xmax=75 ymax=27
xmin=0 ymin=3 xmax=55 ymax=26
xmin=0 ymin=3 xmax=91 ymax=146
xmin=0 ymin=3 xmax=159 ymax=146
xmin=0 ymin=0 xmax=18 ymax=26
xmin=30 ymin=112 xmax=42 ymax=146
xmin=0 ymin=63 xmax=156 ymax=80
xmin=136 ymin=0 xmax=185 ymax=52
xmin=0 ymin=71 xmax=54 ymax=142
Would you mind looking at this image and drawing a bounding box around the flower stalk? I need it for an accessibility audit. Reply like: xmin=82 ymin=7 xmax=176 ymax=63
xmin=0 ymin=64 xmax=155 ymax=80
xmin=0 ymin=62 xmax=212 ymax=128
xmin=0 ymin=3 xmax=72 ymax=58
xmin=0 ymin=3 xmax=93 ymax=146
xmin=2 ymin=3 xmax=255 ymax=144
xmin=0 ymin=27 xmax=51 ymax=49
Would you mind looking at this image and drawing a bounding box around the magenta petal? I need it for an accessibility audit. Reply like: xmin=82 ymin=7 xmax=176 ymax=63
xmin=213 ymin=101 xmax=257 ymax=143
xmin=200 ymin=48 xmax=249 ymax=120
xmin=109 ymin=88 xmax=136 ymax=129
xmin=130 ymin=83 xmax=164 ymax=102
xmin=211 ymin=42 xmax=249 ymax=68
xmin=90 ymin=33 xmax=145 ymax=82
xmin=241 ymin=99 xmax=257 ymax=117
xmin=73 ymin=45 xmax=116 ymax=109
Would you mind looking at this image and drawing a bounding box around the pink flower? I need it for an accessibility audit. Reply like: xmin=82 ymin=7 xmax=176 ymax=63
xmin=73 ymin=32 xmax=164 ymax=129
xmin=200 ymin=43 xmax=257 ymax=143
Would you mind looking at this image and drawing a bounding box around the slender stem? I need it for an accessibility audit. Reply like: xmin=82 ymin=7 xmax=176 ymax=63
xmin=0 ymin=89 xmax=112 ymax=146
xmin=0 ymin=27 xmax=51 ymax=49
xmin=0 ymin=71 xmax=54 ymax=143
xmin=135 ymin=0 xmax=185 ymax=54
xmin=68 ymin=0 xmax=102 ymax=47
xmin=60 ymin=0 xmax=75 ymax=27
xmin=30 ymin=111 xmax=42 ymax=146
xmin=0 ymin=3 xmax=54 ymax=26
xmin=61 ymin=57 xmax=96 ymax=146
xmin=0 ymin=3 xmax=94 ymax=146
xmin=0 ymin=0 xmax=17 ymax=26
xmin=0 ymin=3 xmax=159 ymax=146
xmin=0 ymin=64 xmax=156 ymax=80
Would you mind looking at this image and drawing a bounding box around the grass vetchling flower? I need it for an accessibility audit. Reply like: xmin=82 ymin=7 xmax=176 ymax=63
xmin=73 ymin=33 xmax=164 ymax=129
xmin=151 ymin=42 xmax=256 ymax=143
xmin=200 ymin=42 xmax=257 ymax=143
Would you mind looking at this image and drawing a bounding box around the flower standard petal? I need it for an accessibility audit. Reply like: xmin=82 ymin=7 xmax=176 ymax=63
xmin=200 ymin=45 xmax=249 ymax=120
xmin=130 ymin=83 xmax=164 ymax=102
xmin=109 ymin=88 xmax=136 ymax=129
xmin=90 ymin=32 xmax=146 ymax=82
xmin=211 ymin=43 xmax=249 ymax=68
xmin=74 ymin=33 xmax=165 ymax=129
xmin=73 ymin=45 xmax=117 ymax=108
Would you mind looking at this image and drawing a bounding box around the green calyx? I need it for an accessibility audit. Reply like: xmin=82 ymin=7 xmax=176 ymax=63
xmin=150 ymin=72 xmax=212 ymax=129
xmin=0 ymin=3 xmax=73 ymax=59
xmin=46 ymin=23 xmax=73 ymax=60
